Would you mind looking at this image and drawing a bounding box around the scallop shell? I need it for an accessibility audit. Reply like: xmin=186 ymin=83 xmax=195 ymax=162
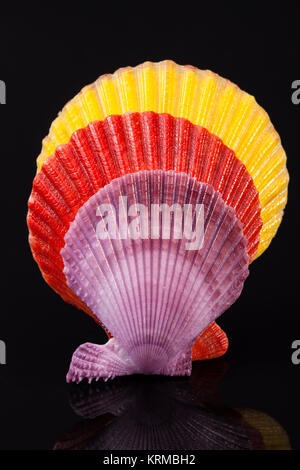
xmin=36 ymin=60 xmax=288 ymax=259
xmin=28 ymin=112 xmax=258 ymax=316
xmin=63 ymin=170 xmax=249 ymax=382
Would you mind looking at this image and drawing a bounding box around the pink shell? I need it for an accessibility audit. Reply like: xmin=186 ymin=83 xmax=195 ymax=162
xmin=63 ymin=170 xmax=249 ymax=382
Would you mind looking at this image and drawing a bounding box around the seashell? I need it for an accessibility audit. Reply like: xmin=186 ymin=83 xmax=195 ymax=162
xmin=27 ymin=62 xmax=288 ymax=379
xmin=36 ymin=60 xmax=288 ymax=259
xmin=234 ymin=408 xmax=291 ymax=450
xmin=28 ymin=113 xmax=256 ymax=364
xmin=62 ymin=170 xmax=249 ymax=382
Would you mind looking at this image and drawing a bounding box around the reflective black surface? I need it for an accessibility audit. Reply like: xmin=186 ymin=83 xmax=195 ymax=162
xmin=0 ymin=358 xmax=298 ymax=450
xmin=54 ymin=362 xmax=290 ymax=450
xmin=1 ymin=6 xmax=300 ymax=451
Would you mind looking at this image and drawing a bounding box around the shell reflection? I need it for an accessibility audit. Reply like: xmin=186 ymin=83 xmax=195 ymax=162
xmin=54 ymin=361 xmax=291 ymax=450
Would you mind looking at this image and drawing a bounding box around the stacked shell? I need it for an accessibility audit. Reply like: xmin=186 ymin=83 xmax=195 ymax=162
xmin=27 ymin=61 xmax=288 ymax=382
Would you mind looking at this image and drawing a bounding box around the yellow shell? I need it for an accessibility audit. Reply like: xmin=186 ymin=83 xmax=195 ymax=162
xmin=36 ymin=60 xmax=288 ymax=259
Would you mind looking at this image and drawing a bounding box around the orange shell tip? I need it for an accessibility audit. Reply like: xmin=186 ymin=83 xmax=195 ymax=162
xmin=192 ymin=322 xmax=229 ymax=361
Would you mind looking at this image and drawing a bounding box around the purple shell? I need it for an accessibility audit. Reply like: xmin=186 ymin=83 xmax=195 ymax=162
xmin=62 ymin=170 xmax=249 ymax=382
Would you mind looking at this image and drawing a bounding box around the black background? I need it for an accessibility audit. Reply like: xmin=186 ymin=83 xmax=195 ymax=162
xmin=0 ymin=3 xmax=299 ymax=450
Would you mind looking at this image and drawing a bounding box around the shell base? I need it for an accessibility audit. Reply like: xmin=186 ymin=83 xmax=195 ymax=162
xmin=66 ymin=338 xmax=193 ymax=383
